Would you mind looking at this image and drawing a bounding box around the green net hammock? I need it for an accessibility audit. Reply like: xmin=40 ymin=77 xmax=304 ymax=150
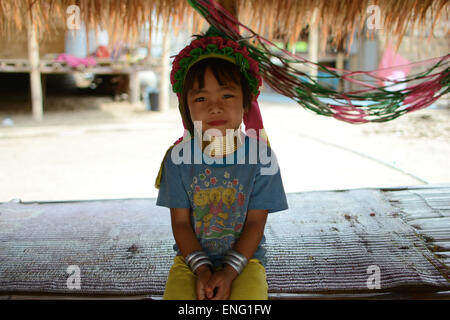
xmin=188 ymin=0 xmax=450 ymax=124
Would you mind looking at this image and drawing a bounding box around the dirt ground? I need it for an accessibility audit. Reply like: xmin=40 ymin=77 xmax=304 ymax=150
xmin=0 ymin=94 xmax=449 ymax=202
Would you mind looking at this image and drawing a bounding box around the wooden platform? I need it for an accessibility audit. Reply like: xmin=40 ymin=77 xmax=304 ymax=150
xmin=0 ymin=58 xmax=160 ymax=74
xmin=0 ymin=184 xmax=449 ymax=300
xmin=0 ymin=58 xmax=160 ymax=107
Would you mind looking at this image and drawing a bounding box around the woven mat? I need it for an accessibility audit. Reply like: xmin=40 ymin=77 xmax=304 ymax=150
xmin=0 ymin=187 xmax=448 ymax=295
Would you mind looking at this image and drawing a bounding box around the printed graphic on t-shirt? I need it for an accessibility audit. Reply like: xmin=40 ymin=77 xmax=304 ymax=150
xmin=188 ymin=169 xmax=246 ymax=241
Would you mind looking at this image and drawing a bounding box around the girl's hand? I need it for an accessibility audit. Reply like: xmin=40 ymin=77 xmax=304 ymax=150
xmin=205 ymin=265 xmax=238 ymax=300
xmin=196 ymin=265 xmax=213 ymax=300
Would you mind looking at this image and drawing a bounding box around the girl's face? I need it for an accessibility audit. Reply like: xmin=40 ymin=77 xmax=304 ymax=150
xmin=187 ymin=67 xmax=244 ymax=136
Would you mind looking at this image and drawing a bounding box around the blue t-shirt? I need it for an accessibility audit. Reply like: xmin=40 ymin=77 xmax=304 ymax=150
xmin=156 ymin=134 xmax=288 ymax=267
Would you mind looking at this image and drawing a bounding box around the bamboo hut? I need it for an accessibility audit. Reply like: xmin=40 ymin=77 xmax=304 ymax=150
xmin=0 ymin=0 xmax=448 ymax=120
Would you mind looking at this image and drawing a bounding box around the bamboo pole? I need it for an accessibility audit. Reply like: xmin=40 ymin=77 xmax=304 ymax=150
xmin=129 ymin=71 xmax=140 ymax=104
xmin=158 ymin=18 xmax=170 ymax=112
xmin=308 ymin=7 xmax=319 ymax=80
xmin=27 ymin=7 xmax=43 ymax=121
xmin=336 ymin=38 xmax=345 ymax=92
xmin=336 ymin=52 xmax=344 ymax=92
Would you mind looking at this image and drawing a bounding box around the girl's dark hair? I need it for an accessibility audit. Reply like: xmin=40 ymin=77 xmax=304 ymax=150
xmin=181 ymin=58 xmax=252 ymax=134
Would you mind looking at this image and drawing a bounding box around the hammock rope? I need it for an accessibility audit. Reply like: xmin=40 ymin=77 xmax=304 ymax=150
xmin=188 ymin=0 xmax=450 ymax=124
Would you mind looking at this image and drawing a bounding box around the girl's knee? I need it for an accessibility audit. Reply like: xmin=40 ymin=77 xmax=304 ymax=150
xmin=163 ymin=256 xmax=197 ymax=300
xmin=229 ymin=259 xmax=268 ymax=300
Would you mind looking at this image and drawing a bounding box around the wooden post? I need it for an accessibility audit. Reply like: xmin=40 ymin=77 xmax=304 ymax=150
xmin=348 ymin=34 xmax=359 ymax=92
xmin=129 ymin=70 xmax=140 ymax=104
xmin=158 ymin=19 xmax=170 ymax=112
xmin=41 ymin=74 xmax=47 ymax=106
xmin=27 ymin=8 xmax=43 ymax=121
xmin=308 ymin=7 xmax=319 ymax=80
xmin=336 ymin=39 xmax=345 ymax=92
xmin=336 ymin=52 xmax=345 ymax=91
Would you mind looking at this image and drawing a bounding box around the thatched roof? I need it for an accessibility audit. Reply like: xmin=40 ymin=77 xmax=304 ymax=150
xmin=1 ymin=0 xmax=448 ymax=50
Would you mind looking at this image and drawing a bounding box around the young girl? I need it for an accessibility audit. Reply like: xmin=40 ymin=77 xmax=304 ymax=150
xmin=155 ymin=34 xmax=288 ymax=300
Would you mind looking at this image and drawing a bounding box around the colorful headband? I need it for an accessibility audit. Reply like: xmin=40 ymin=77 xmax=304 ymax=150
xmin=170 ymin=36 xmax=262 ymax=99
